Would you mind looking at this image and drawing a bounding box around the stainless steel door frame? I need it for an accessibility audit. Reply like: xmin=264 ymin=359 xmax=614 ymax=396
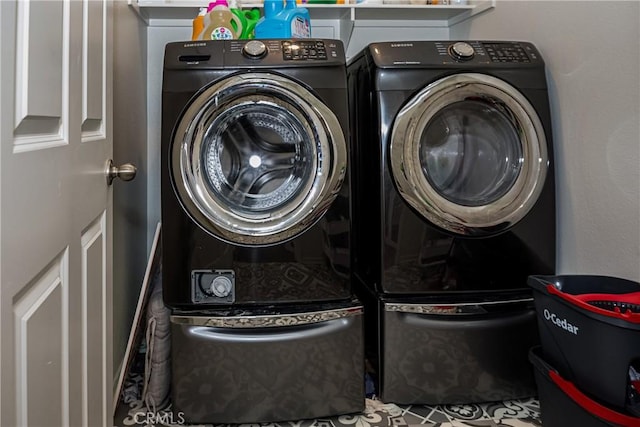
xmin=390 ymin=73 xmax=548 ymax=237
xmin=172 ymin=72 xmax=347 ymax=246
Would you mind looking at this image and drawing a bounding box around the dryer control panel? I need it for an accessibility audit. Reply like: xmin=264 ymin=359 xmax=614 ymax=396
xmin=482 ymin=42 xmax=538 ymax=63
xmin=434 ymin=41 xmax=540 ymax=64
xmin=439 ymin=41 xmax=538 ymax=63
xmin=368 ymin=40 xmax=543 ymax=68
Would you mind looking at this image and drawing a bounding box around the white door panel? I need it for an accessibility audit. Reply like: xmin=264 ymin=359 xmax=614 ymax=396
xmin=14 ymin=0 xmax=66 ymax=149
xmin=81 ymin=215 xmax=108 ymax=427
xmin=1 ymin=1 xmax=113 ymax=426
xmin=13 ymin=252 xmax=69 ymax=427
xmin=82 ymin=0 xmax=106 ymax=137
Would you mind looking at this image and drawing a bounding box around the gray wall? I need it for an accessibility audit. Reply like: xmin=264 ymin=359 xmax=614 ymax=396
xmin=452 ymin=1 xmax=640 ymax=281
xmin=113 ymin=1 xmax=149 ymax=375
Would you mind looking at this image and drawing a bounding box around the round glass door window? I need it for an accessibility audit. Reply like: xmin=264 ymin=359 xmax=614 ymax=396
xmin=171 ymin=72 xmax=346 ymax=246
xmin=390 ymin=73 xmax=548 ymax=236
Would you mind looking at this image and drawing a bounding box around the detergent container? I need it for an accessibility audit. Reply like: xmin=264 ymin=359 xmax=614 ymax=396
xmin=254 ymin=0 xmax=311 ymax=39
xmin=202 ymin=0 xmax=243 ymax=40
xmin=228 ymin=0 xmax=261 ymax=39
xmin=228 ymin=0 xmax=247 ymax=38
xmin=242 ymin=8 xmax=261 ymax=39
xmin=192 ymin=7 xmax=207 ymax=40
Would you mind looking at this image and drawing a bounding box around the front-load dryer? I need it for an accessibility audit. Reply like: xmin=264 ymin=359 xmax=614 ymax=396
xmin=161 ymin=39 xmax=363 ymax=423
xmin=347 ymin=41 xmax=556 ymax=404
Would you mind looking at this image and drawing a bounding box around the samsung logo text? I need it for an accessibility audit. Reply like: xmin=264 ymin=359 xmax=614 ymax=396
xmin=543 ymin=308 xmax=579 ymax=335
xmin=390 ymin=43 xmax=414 ymax=48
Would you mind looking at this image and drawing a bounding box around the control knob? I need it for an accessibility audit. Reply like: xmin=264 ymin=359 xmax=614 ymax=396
xmin=209 ymin=275 xmax=233 ymax=298
xmin=242 ymin=40 xmax=267 ymax=59
xmin=449 ymin=42 xmax=475 ymax=61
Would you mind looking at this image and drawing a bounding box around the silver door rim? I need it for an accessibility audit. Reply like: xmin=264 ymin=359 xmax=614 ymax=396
xmin=172 ymin=72 xmax=347 ymax=245
xmin=390 ymin=73 xmax=548 ymax=236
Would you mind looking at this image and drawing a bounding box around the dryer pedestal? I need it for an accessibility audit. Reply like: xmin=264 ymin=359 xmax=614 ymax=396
xmin=379 ymin=297 xmax=538 ymax=404
xmin=358 ymin=282 xmax=538 ymax=405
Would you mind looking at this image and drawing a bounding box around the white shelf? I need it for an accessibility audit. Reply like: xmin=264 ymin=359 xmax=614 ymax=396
xmin=131 ymin=0 xmax=494 ymax=26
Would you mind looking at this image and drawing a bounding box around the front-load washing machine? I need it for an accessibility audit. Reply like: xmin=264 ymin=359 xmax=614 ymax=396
xmin=347 ymin=41 xmax=556 ymax=404
xmin=161 ymin=39 xmax=363 ymax=423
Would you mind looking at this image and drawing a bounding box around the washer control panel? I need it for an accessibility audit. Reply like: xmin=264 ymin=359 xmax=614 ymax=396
xmin=282 ymin=40 xmax=329 ymax=60
xmin=164 ymin=39 xmax=346 ymax=69
xmin=228 ymin=39 xmax=344 ymax=66
xmin=192 ymin=269 xmax=235 ymax=304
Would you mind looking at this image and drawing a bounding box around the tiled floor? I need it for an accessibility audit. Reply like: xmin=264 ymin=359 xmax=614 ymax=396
xmin=115 ymin=396 xmax=542 ymax=427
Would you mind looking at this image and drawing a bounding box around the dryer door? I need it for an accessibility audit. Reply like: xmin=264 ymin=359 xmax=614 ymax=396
xmin=390 ymin=73 xmax=548 ymax=237
xmin=171 ymin=72 xmax=346 ymax=246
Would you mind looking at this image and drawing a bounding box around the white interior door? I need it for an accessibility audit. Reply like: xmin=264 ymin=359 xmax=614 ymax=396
xmin=0 ymin=1 xmax=114 ymax=426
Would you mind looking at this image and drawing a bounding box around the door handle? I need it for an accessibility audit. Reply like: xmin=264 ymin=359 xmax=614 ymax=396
xmin=105 ymin=159 xmax=137 ymax=185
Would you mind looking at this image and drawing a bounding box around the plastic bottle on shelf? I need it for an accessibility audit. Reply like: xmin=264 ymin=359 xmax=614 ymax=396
xmin=191 ymin=7 xmax=208 ymax=40
xmin=284 ymin=0 xmax=311 ymax=38
xmin=254 ymin=0 xmax=284 ymax=39
xmin=242 ymin=8 xmax=262 ymax=39
xmin=254 ymin=0 xmax=310 ymax=39
xmin=227 ymin=0 xmax=262 ymax=39
xmin=228 ymin=0 xmax=248 ymax=38
xmin=201 ymin=0 xmax=244 ymax=40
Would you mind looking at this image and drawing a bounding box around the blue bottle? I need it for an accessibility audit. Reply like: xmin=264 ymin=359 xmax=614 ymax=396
xmin=254 ymin=0 xmax=311 ymax=39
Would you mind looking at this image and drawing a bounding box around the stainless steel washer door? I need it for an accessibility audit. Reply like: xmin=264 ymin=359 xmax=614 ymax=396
xmin=172 ymin=72 xmax=347 ymax=246
xmin=390 ymin=73 xmax=548 ymax=236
